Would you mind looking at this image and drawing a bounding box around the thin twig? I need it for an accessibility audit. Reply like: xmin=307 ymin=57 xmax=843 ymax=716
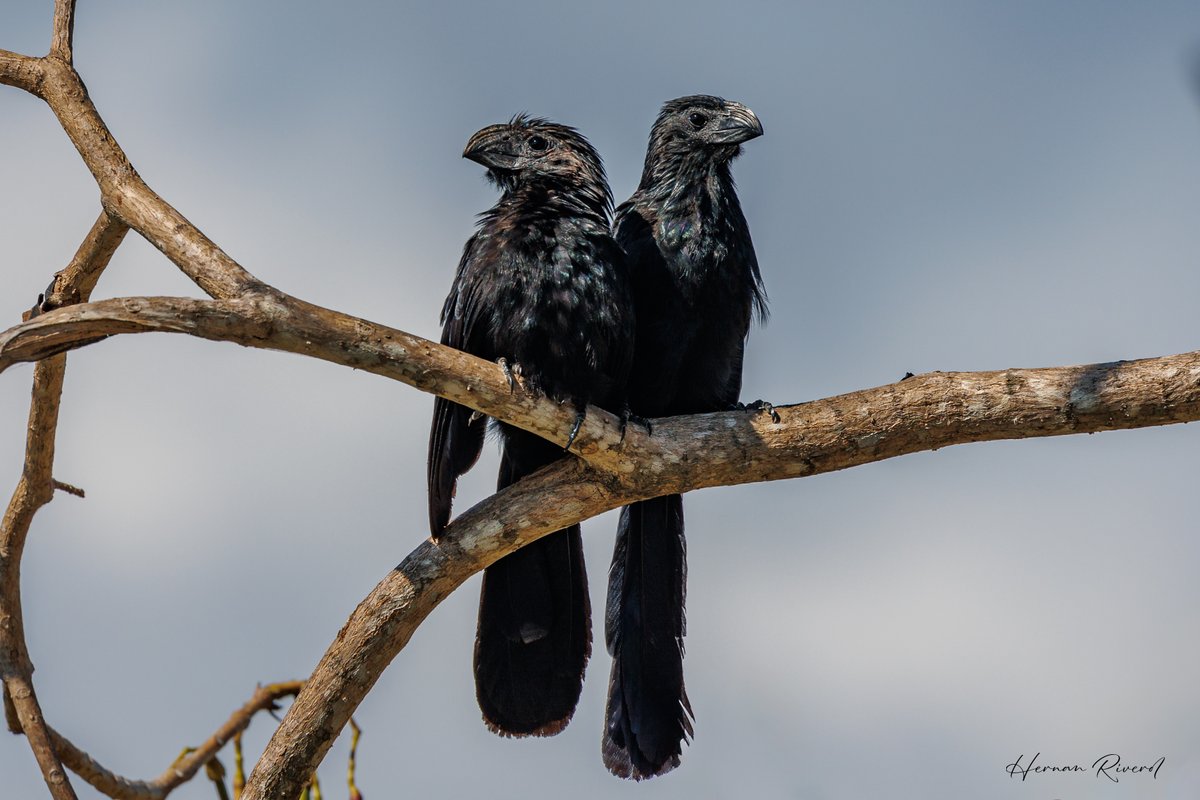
xmin=232 ymin=732 xmax=245 ymax=800
xmin=203 ymin=756 xmax=230 ymax=800
xmin=346 ymin=720 xmax=362 ymax=800
xmin=51 ymin=480 xmax=85 ymax=498
xmin=7 ymin=681 xmax=306 ymax=800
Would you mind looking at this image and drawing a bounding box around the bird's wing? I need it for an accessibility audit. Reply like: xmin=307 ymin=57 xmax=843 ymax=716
xmin=427 ymin=235 xmax=489 ymax=536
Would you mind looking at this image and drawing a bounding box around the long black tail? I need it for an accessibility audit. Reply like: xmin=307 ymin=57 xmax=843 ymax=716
xmin=474 ymin=446 xmax=591 ymax=736
xmin=602 ymin=493 xmax=692 ymax=779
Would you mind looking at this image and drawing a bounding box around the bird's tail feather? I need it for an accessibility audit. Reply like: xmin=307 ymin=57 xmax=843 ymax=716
xmin=602 ymin=494 xmax=692 ymax=779
xmin=473 ymin=450 xmax=591 ymax=736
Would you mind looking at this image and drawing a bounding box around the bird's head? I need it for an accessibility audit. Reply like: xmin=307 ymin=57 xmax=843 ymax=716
xmin=463 ymin=115 xmax=611 ymax=209
xmin=641 ymin=95 xmax=762 ymax=183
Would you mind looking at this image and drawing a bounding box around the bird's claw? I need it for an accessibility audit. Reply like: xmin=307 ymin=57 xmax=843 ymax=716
xmin=24 ymin=293 xmax=46 ymax=321
xmin=736 ymin=399 xmax=781 ymax=424
xmin=565 ymin=408 xmax=587 ymax=452
xmin=618 ymin=407 xmax=653 ymax=443
xmin=497 ymin=357 xmax=523 ymax=393
xmin=23 ymin=278 xmax=59 ymax=321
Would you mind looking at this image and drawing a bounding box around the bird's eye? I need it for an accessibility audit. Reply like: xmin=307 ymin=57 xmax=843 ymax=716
xmin=688 ymin=112 xmax=708 ymax=130
xmin=528 ymin=135 xmax=550 ymax=151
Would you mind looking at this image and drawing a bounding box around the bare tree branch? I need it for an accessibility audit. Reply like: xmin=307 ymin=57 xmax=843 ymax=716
xmin=51 ymin=0 xmax=76 ymax=63
xmin=243 ymin=457 xmax=609 ymax=798
xmin=34 ymin=57 xmax=259 ymax=299
xmin=3 ymin=41 xmax=256 ymax=301
xmin=10 ymin=681 xmax=306 ymax=800
xmin=2 ymin=674 xmax=76 ymax=799
xmin=3 ymin=679 xmax=20 ymax=732
xmin=0 ymin=49 xmax=46 ymax=94
xmin=1 ymin=211 xmax=128 ymax=800
xmin=40 ymin=212 xmax=129 ymax=312
xmin=6 ymin=292 xmax=1200 ymax=499
xmin=241 ymin=349 xmax=1200 ymax=798
xmin=0 ymin=294 xmax=633 ymax=474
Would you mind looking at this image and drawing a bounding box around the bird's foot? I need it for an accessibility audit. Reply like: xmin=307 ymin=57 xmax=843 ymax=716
xmin=23 ymin=276 xmax=62 ymax=321
xmin=735 ymin=399 xmax=781 ymax=423
xmin=565 ymin=407 xmax=587 ymax=452
xmin=497 ymin=357 xmax=524 ymax=393
xmin=618 ymin=406 xmax=653 ymax=443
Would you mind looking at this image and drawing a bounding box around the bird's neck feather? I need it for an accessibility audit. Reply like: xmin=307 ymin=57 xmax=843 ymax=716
xmin=641 ymin=156 xmax=737 ymax=224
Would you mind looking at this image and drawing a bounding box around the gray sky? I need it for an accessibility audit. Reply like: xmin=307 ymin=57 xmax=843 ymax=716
xmin=3 ymin=2 xmax=1200 ymax=798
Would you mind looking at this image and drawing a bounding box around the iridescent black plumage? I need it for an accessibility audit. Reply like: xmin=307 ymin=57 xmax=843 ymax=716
xmin=429 ymin=116 xmax=633 ymax=736
xmin=603 ymin=95 xmax=766 ymax=779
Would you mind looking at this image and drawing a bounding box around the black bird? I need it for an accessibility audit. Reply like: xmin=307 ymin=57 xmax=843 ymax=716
xmin=428 ymin=116 xmax=633 ymax=737
xmin=602 ymin=95 xmax=766 ymax=779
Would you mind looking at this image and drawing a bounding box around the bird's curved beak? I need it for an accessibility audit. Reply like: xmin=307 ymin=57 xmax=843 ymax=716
xmin=463 ymin=124 xmax=520 ymax=170
xmin=710 ymin=103 xmax=764 ymax=145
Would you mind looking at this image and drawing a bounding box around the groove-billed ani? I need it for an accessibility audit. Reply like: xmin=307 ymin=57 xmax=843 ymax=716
xmin=603 ymin=96 xmax=766 ymax=779
xmin=428 ymin=116 xmax=633 ymax=737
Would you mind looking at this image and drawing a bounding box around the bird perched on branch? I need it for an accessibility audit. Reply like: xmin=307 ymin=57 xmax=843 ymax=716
xmin=428 ymin=116 xmax=633 ymax=737
xmin=603 ymin=95 xmax=767 ymax=779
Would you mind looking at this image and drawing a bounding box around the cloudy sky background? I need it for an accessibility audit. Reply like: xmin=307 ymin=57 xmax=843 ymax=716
xmin=3 ymin=2 xmax=1200 ymax=798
